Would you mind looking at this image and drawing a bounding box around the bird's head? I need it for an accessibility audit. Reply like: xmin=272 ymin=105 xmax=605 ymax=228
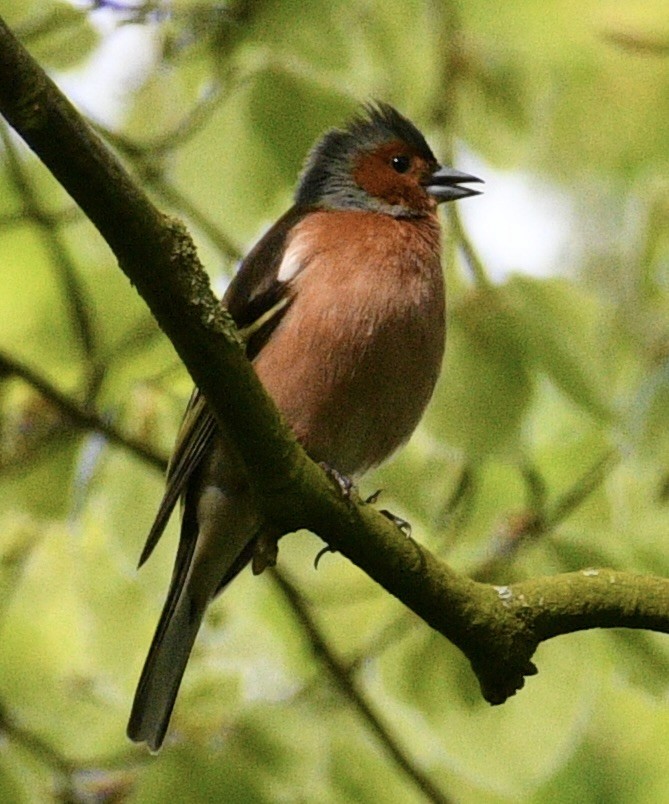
xmin=295 ymin=102 xmax=482 ymax=218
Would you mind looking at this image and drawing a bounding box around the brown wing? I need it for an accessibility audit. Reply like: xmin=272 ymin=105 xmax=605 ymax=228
xmin=138 ymin=391 xmax=214 ymax=566
xmin=137 ymin=205 xmax=310 ymax=567
xmin=224 ymin=205 xmax=307 ymax=360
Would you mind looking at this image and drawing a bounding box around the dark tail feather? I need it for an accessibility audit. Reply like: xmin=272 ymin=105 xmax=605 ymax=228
xmin=127 ymin=584 xmax=205 ymax=752
xmin=128 ymin=506 xmax=202 ymax=752
xmin=129 ymin=498 xmax=261 ymax=750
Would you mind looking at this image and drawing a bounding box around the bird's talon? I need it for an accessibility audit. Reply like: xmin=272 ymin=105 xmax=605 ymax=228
xmin=319 ymin=462 xmax=355 ymax=498
xmin=314 ymin=545 xmax=335 ymax=570
xmin=380 ymin=509 xmax=412 ymax=537
xmin=252 ymin=532 xmax=279 ymax=575
xmin=365 ymin=489 xmax=383 ymax=505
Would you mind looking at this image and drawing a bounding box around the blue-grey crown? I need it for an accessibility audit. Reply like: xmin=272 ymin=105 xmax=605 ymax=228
xmin=295 ymin=103 xmax=436 ymax=209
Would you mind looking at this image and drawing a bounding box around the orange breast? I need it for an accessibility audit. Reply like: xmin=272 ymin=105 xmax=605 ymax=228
xmin=254 ymin=209 xmax=445 ymax=476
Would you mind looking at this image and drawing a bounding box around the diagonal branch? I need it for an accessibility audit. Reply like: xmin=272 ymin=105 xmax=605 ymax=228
xmin=271 ymin=569 xmax=454 ymax=804
xmin=0 ymin=349 xmax=166 ymax=471
xmin=0 ymin=345 xmax=451 ymax=801
xmin=0 ymin=124 xmax=99 ymax=369
xmin=1 ymin=14 xmax=669 ymax=712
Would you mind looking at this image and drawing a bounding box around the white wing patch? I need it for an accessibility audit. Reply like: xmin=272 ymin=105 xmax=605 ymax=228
xmin=277 ymin=229 xmax=312 ymax=283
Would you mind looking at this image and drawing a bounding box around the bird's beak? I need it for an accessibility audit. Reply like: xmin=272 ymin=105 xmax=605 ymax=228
xmin=424 ymin=165 xmax=483 ymax=202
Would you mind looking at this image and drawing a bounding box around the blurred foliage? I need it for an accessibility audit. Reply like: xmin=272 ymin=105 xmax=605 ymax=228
xmin=0 ymin=0 xmax=668 ymax=801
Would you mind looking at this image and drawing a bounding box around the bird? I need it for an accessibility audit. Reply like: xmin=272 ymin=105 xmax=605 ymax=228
xmin=127 ymin=102 xmax=482 ymax=751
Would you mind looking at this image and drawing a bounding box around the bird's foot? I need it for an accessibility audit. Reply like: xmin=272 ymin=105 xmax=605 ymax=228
xmin=314 ymin=545 xmax=335 ymax=570
xmin=313 ymin=465 xmax=360 ymax=570
xmin=319 ymin=462 xmax=355 ymax=498
xmin=379 ymin=509 xmax=412 ymax=538
xmin=363 ymin=488 xmax=412 ymax=537
xmin=252 ymin=532 xmax=279 ymax=575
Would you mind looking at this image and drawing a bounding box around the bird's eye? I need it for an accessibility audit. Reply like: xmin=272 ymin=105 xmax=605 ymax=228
xmin=391 ymin=155 xmax=411 ymax=174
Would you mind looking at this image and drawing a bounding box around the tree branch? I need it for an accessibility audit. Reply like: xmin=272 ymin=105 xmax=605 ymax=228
xmin=1 ymin=13 xmax=668 ymax=710
xmin=271 ymin=569 xmax=454 ymax=804
xmin=0 ymin=350 xmax=166 ymax=472
xmin=0 ymin=124 xmax=99 ymax=375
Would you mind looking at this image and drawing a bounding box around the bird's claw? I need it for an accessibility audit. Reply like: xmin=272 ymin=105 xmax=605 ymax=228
xmin=314 ymin=545 xmax=335 ymax=570
xmin=319 ymin=462 xmax=355 ymax=498
xmin=379 ymin=509 xmax=412 ymax=537
xmin=364 ymin=489 xmax=412 ymax=536
xmin=252 ymin=532 xmax=279 ymax=575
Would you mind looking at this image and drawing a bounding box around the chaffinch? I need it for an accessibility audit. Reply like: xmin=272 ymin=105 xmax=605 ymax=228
xmin=128 ymin=102 xmax=482 ymax=750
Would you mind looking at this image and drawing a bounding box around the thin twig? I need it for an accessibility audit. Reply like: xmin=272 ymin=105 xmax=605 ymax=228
xmin=450 ymin=203 xmax=491 ymax=288
xmin=0 ymin=125 xmax=100 ymax=370
xmin=270 ymin=568 xmax=454 ymax=804
xmin=150 ymin=174 xmax=242 ymax=262
xmin=471 ymin=450 xmax=619 ymax=581
xmin=0 ymin=350 xmax=167 ymax=472
xmin=546 ymin=449 xmax=618 ymax=528
xmin=96 ymin=126 xmax=243 ymax=262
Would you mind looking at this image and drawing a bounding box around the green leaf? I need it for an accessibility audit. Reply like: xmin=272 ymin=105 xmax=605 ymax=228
xmin=30 ymin=13 xmax=98 ymax=71
xmin=430 ymin=286 xmax=532 ymax=459
xmin=246 ymin=67 xmax=354 ymax=188
xmin=536 ymin=681 xmax=669 ymax=803
xmin=378 ymin=627 xmax=599 ymax=797
xmin=502 ymin=277 xmax=613 ymax=421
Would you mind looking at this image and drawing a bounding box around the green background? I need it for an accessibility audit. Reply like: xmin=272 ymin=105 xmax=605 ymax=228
xmin=0 ymin=0 xmax=668 ymax=801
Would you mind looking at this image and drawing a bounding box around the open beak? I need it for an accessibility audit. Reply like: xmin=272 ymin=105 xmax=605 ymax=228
xmin=424 ymin=165 xmax=483 ymax=202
